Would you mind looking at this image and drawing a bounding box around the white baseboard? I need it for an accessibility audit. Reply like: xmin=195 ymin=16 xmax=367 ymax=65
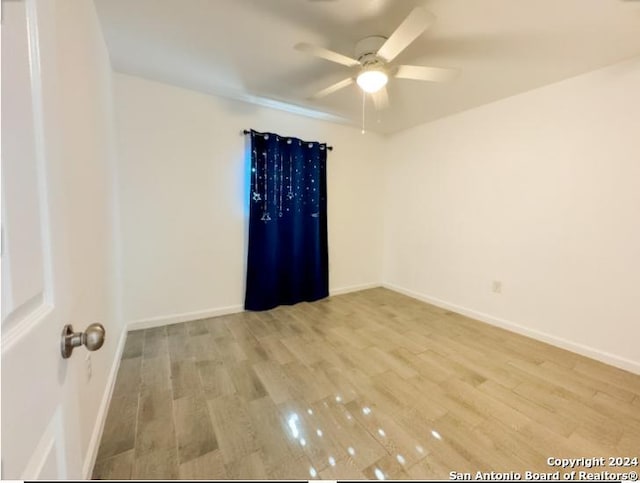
xmin=82 ymin=324 xmax=128 ymax=479
xmin=128 ymin=304 xmax=244 ymax=331
xmin=128 ymin=285 xmax=382 ymax=331
xmin=383 ymin=282 xmax=640 ymax=375
xmin=330 ymin=282 xmax=381 ymax=296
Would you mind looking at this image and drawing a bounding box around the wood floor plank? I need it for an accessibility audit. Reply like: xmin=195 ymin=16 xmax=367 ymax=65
xmin=111 ymin=357 xmax=141 ymax=400
xmin=310 ymin=398 xmax=387 ymax=471
xmin=574 ymin=359 xmax=640 ymax=396
xmin=166 ymin=322 xmax=186 ymax=336
xmin=371 ymin=371 xmax=435 ymax=417
xmin=315 ymin=363 xmax=365 ymax=404
xmin=211 ymin=336 xmax=248 ymax=365
xmin=207 ymin=394 xmax=259 ymax=464
xmin=365 ymin=346 xmax=419 ymax=379
xmin=509 ymin=359 xmax=597 ymax=400
xmin=363 ymin=453 xmax=413 ymax=480
xmin=178 ymin=449 xmax=226 ymax=480
xmin=173 ymin=394 xmax=218 ymax=464
xmin=319 ymin=456 xmax=366 ymax=480
xmin=132 ymin=448 xmax=179 ymax=479
xmin=228 ymin=361 xmax=268 ymax=401
xmin=375 ymin=327 xmax=430 ymax=354
xmin=418 ymin=348 xmax=487 ymax=387
xmin=189 ymin=333 xmax=219 ymax=362
xmin=267 ymin=455 xmax=319 ymax=480
xmin=540 ymin=360 xmax=637 ymax=402
xmin=617 ymin=431 xmax=640 ymax=454
xmin=95 ymin=392 xmax=138 ymax=460
xmin=224 ymin=451 xmax=269 ymax=480
xmin=204 ymin=316 xmax=233 ymax=340
xmin=406 ymin=375 xmax=485 ymax=426
xmin=247 ymin=396 xmax=303 ymax=474
xmin=441 ymin=378 xmax=532 ymax=431
xmin=428 ymin=413 xmax=504 ymax=472
xmin=345 ymin=399 xmax=425 ymax=468
xmin=473 ymin=419 xmax=547 ymax=471
xmin=280 ymin=336 xmax=324 ymax=366
xmin=258 ymin=335 xmax=296 ymax=365
xmin=167 ymin=333 xmax=192 ymax=362
xmin=138 ymin=386 xmax=172 ymax=423
xmin=478 ymin=380 xmax=578 ymax=437
xmin=142 ymin=326 xmax=168 ymax=359
xmin=92 ymin=449 xmax=134 ymax=480
xmin=141 ymin=354 xmax=170 ymax=390
xmin=122 ymin=331 xmax=144 ymax=360
xmin=406 ymin=453 xmax=457 ymax=480
xmin=170 ymin=359 xmax=201 ymax=399
xmin=513 ymin=380 xmax=626 ymax=446
xmin=276 ymin=399 xmax=345 ymax=473
xmin=196 ymin=360 xmax=236 ymax=399
xmin=135 ymin=415 xmax=176 ymax=457
xmin=252 ymin=360 xmax=293 ymax=404
xmin=591 ymin=391 xmax=640 ymax=432
xmin=282 ymin=361 xmax=335 ymax=403
xmin=186 ymin=319 xmax=209 ymax=336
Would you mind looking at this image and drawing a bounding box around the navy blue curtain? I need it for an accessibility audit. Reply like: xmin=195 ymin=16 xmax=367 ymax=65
xmin=245 ymin=130 xmax=329 ymax=311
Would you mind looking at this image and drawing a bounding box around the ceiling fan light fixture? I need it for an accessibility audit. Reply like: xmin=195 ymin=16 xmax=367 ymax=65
xmin=356 ymin=69 xmax=388 ymax=93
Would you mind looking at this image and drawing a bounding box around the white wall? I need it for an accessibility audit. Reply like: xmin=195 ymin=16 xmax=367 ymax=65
xmin=383 ymin=57 xmax=640 ymax=373
xmin=114 ymin=74 xmax=384 ymax=326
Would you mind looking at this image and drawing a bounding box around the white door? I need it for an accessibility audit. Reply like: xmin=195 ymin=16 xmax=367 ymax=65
xmin=2 ymin=0 xmax=90 ymax=478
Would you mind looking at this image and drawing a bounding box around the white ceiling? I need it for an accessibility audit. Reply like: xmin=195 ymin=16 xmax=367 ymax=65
xmin=94 ymin=0 xmax=640 ymax=135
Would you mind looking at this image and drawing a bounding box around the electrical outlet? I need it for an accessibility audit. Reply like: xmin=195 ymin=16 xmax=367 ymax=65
xmin=492 ymin=280 xmax=502 ymax=294
xmin=85 ymin=353 xmax=92 ymax=381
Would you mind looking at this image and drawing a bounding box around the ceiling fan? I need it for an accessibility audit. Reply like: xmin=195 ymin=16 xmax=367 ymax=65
xmin=295 ymin=7 xmax=459 ymax=110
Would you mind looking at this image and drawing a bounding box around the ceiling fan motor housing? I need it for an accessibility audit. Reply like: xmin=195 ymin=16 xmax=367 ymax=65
xmin=355 ymin=35 xmax=387 ymax=65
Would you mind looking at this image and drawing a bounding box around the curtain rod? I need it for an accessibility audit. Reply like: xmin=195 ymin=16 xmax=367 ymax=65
xmin=242 ymin=129 xmax=333 ymax=151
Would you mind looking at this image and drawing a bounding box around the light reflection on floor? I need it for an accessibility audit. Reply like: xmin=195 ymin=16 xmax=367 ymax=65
xmin=280 ymin=394 xmax=442 ymax=480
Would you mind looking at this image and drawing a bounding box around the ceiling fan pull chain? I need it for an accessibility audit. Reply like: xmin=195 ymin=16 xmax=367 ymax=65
xmin=361 ymin=90 xmax=366 ymax=134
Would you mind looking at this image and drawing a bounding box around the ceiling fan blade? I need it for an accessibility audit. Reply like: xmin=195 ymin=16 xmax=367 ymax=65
xmin=309 ymin=77 xmax=354 ymax=99
xmin=371 ymin=86 xmax=389 ymax=110
xmin=395 ymin=64 xmax=459 ymax=82
xmin=295 ymin=42 xmax=360 ymax=67
xmin=377 ymin=7 xmax=435 ymax=62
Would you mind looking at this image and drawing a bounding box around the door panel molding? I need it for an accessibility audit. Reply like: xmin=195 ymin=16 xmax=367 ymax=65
xmin=1 ymin=0 xmax=56 ymax=348
xmin=21 ymin=407 xmax=67 ymax=480
xmin=25 ymin=0 xmax=56 ymax=305
xmin=1 ymin=300 xmax=53 ymax=352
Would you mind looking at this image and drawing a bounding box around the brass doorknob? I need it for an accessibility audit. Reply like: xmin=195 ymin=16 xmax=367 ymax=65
xmin=61 ymin=323 xmax=106 ymax=359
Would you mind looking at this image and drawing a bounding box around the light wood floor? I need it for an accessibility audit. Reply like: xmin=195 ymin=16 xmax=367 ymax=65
xmin=93 ymin=288 xmax=640 ymax=480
